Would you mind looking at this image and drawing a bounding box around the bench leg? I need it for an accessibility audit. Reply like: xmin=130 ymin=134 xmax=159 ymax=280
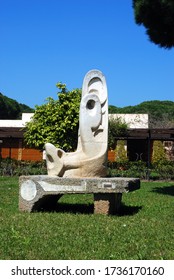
xmin=93 ymin=193 xmax=122 ymax=215
xmin=19 ymin=194 xmax=62 ymax=212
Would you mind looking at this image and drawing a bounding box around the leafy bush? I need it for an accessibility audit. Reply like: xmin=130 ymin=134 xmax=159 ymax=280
xmin=1 ymin=157 xmax=174 ymax=180
xmin=149 ymin=172 xmax=160 ymax=181
xmin=108 ymin=117 xmax=128 ymax=149
xmin=115 ymin=140 xmax=128 ymax=163
xmin=0 ymin=158 xmax=47 ymax=176
xmin=24 ymin=83 xmax=81 ymax=151
xmin=107 ymin=160 xmax=148 ymax=179
xmin=107 ymin=160 xmax=174 ymax=180
xmin=151 ymin=161 xmax=174 ymax=180
xmin=152 ymin=140 xmax=167 ymax=164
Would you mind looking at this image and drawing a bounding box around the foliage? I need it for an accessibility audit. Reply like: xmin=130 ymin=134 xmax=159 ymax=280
xmin=0 ymin=158 xmax=46 ymax=176
xmin=1 ymin=157 xmax=174 ymax=180
xmin=1 ymin=88 xmax=174 ymax=129
xmin=108 ymin=105 xmax=120 ymax=113
xmin=0 ymin=92 xmax=34 ymax=119
xmin=108 ymin=117 xmax=128 ymax=149
xmin=0 ymin=177 xmax=174 ymax=259
xmin=24 ymin=83 xmax=81 ymax=152
xmin=133 ymin=0 xmax=174 ymax=49
xmin=109 ymin=100 xmax=174 ymax=128
xmin=115 ymin=140 xmax=128 ymax=163
xmin=153 ymin=161 xmax=174 ymax=180
xmin=107 ymin=160 xmax=174 ymax=180
xmin=19 ymin=103 xmax=34 ymax=114
xmin=107 ymin=160 xmax=148 ymax=179
xmin=152 ymin=140 xmax=167 ymax=164
xmin=0 ymin=93 xmax=20 ymax=119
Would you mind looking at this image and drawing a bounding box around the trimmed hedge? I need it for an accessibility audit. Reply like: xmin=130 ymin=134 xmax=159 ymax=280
xmin=1 ymin=158 xmax=174 ymax=180
xmin=107 ymin=160 xmax=174 ymax=180
xmin=0 ymin=158 xmax=47 ymax=176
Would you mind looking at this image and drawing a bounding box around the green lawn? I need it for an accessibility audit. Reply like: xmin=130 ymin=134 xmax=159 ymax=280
xmin=0 ymin=176 xmax=174 ymax=260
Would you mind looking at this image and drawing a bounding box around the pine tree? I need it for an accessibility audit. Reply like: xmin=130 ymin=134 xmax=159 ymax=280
xmin=152 ymin=140 xmax=166 ymax=164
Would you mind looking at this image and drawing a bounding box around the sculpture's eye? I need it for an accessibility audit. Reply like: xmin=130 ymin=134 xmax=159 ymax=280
xmin=86 ymin=99 xmax=95 ymax=110
xmin=57 ymin=150 xmax=63 ymax=158
xmin=47 ymin=154 xmax=54 ymax=163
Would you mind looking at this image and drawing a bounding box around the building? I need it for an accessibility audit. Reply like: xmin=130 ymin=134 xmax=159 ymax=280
xmin=0 ymin=114 xmax=42 ymax=161
xmin=108 ymin=114 xmax=174 ymax=163
xmin=0 ymin=113 xmax=174 ymax=163
xmin=109 ymin=114 xmax=174 ymax=163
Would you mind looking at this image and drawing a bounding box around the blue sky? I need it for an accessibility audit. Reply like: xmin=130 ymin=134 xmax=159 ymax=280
xmin=1 ymin=0 xmax=174 ymax=109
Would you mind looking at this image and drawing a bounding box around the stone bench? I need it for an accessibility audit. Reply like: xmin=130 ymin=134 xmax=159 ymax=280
xmin=19 ymin=176 xmax=140 ymax=215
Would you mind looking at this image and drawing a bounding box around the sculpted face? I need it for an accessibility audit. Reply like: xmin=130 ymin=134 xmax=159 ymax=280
xmin=45 ymin=69 xmax=108 ymax=178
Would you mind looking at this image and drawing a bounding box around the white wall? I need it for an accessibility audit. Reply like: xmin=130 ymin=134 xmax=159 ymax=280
xmin=0 ymin=113 xmax=33 ymax=127
xmin=110 ymin=114 xmax=149 ymax=129
xmin=0 ymin=113 xmax=149 ymax=129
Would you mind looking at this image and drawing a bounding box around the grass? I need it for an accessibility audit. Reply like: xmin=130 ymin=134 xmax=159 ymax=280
xmin=0 ymin=176 xmax=174 ymax=260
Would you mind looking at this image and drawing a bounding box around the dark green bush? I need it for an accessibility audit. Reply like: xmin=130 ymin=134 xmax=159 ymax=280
xmin=0 ymin=158 xmax=47 ymax=176
xmin=107 ymin=160 xmax=174 ymax=180
xmin=149 ymin=172 xmax=160 ymax=181
xmin=1 ymin=158 xmax=174 ymax=180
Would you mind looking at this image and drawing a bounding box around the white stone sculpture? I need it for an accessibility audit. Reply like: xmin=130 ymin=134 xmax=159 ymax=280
xmin=45 ymin=70 xmax=108 ymax=177
xmin=19 ymin=69 xmax=140 ymax=214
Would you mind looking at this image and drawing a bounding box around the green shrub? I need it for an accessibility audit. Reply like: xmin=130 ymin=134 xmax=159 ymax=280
xmin=0 ymin=158 xmax=47 ymax=176
xmin=107 ymin=159 xmax=174 ymax=180
xmin=115 ymin=140 xmax=128 ymax=163
xmin=153 ymin=161 xmax=174 ymax=180
xmin=152 ymin=140 xmax=167 ymax=164
xmin=149 ymin=172 xmax=160 ymax=180
xmin=108 ymin=117 xmax=128 ymax=149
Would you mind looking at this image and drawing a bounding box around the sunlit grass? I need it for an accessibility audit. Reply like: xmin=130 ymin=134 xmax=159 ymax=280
xmin=0 ymin=177 xmax=174 ymax=260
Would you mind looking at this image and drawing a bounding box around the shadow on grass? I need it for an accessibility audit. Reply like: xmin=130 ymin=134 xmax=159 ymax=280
xmin=118 ymin=204 xmax=142 ymax=216
xmin=56 ymin=202 xmax=94 ymax=214
xmin=35 ymin=200 xmax=94 ymax=214
xmin=38 ymin=202 xmax=142 ymax=216
xmin=152 ymin=185 xmax=174 ymax=196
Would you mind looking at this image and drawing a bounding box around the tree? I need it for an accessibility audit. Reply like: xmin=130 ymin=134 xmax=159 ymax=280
xmin=109 ymin=100 xmax=174 ymax=128
xmin=115 ymin=140 xmax=128 ymax=163
xmin=24 ymin=83 xmax=81 ymax=152
xmin=152 ymin=140 xmax=166 ymax=164
xmin=108 ymin=117 xmax=128 ymax=149
xmin=0 ymin=92 xmax=34 ymax=119
xmin=0 ymin=92 xmax=21 ymax=119
xmin=133 ymin=0 xmax=174 ymax=49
